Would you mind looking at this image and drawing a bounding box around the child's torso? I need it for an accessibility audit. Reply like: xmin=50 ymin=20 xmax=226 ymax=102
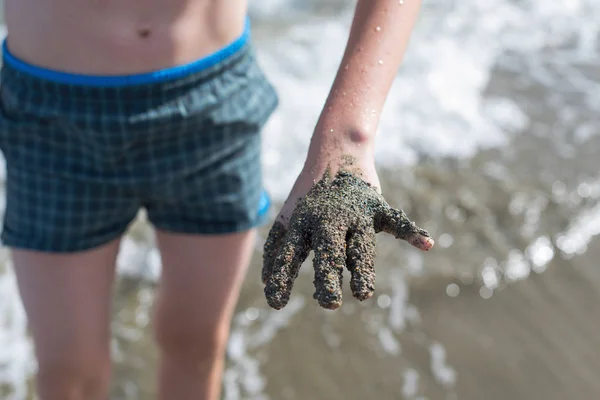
xmin=4 ymin=0 xmax=247 ymax=75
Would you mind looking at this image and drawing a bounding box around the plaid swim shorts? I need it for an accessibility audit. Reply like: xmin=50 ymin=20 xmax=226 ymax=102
xmin=0 ymin=21 xmax=278 ymax=253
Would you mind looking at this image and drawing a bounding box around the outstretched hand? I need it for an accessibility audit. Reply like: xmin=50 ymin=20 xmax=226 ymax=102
xmin=262 ymin=166 xmax=434 ymax=310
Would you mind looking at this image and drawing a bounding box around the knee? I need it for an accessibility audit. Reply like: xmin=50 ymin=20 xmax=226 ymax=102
xmin=36 ymin=350 xmax=110 ymax=400
xmin=154 ymin=315 xmax=230 ymax=362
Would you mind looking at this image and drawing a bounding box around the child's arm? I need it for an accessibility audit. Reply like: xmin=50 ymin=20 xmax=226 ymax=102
xmin=304 ymin=0 xmax=422 ymax=177
xmin=262 ymin=0 xmax=432 ymax=310
xmin=276 ymin=0 xmax=424 ymax=222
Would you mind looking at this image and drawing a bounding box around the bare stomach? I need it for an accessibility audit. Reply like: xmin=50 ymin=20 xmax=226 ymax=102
xmin=4 ymin=0 xmax=247 ymax=75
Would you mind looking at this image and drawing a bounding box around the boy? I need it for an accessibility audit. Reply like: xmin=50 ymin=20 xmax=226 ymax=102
xmin=1 ymin=0 xmax=433 ymax=399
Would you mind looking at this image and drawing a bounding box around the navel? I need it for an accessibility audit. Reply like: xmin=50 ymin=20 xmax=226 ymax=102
xmin=137 ymin=28 xmax=151 ymax=38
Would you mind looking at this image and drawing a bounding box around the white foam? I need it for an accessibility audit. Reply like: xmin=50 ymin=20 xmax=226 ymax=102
xmin=0 ymin=259 xmax=35 ymax=400
xmin=224 ymin=297 xmax=305 ymax=399
xmin=526 ymin=236 xmax=555 ymax=273
xmin=388 ymin=270 xmax=410 ymax=331
xmin=402 ymin=368 xmax=420 ymax=398
xmin=429 ymin=341 xmax=457 ymax=387
xmin=557 ymin=202 xmax=600 ymax=257
xmin=504 ymin=249 xmax=531 ymax=282
xmin=378 ymin=326 xmax=402 ymax=355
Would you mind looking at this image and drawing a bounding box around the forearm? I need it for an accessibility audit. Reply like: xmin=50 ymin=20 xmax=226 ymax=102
xmin=307 ymin=0 xmax=422 ymax=165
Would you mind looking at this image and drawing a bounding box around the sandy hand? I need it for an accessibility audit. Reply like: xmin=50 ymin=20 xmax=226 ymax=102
xmin=262 ymin=169 xmax=434 ymax=310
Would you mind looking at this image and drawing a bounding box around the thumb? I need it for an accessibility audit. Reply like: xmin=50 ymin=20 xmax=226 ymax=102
xmin=374 ymin=204 xmax=435 ymax=251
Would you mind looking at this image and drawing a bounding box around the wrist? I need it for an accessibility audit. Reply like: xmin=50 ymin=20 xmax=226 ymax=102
xmin=313 ymin=110 xmax=377 ymax=147
xmin=314 ymin=125 xmax=374 ymax=147
xmin=304 ymin=126 xmax=375 ymax=176
xmin=312 ymin=91 xmax=382 ymax=149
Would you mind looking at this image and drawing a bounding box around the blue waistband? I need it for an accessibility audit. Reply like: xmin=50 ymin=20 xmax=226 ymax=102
xmin=2 ymin=17 xmax=251 ymax=87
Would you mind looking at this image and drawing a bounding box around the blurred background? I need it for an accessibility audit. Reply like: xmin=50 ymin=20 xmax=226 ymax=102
xmin=1 ymin=0 xmax=599 ymax=399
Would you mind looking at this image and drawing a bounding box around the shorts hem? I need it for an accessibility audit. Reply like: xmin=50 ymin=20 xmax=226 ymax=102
xmin=150 ymin=212 xmax=271 ymax=237
xmin=0 ymin=228 xmax=130 ymax=254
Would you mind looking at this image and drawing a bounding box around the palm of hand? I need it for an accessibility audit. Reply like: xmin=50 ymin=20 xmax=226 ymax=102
xmin=262 ymin=170 xmax=433 ymax=310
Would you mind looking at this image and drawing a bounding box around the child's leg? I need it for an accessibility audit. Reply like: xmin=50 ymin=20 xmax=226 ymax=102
xmin=152 ymin=229 xmax=256 ymax=400
xmin=11 ymin=239 xmax=121 ymax=400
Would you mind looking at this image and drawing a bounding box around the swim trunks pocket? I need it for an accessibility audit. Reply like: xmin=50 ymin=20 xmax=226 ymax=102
xmin=0 ymin=82 xmax=67 ymax=167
